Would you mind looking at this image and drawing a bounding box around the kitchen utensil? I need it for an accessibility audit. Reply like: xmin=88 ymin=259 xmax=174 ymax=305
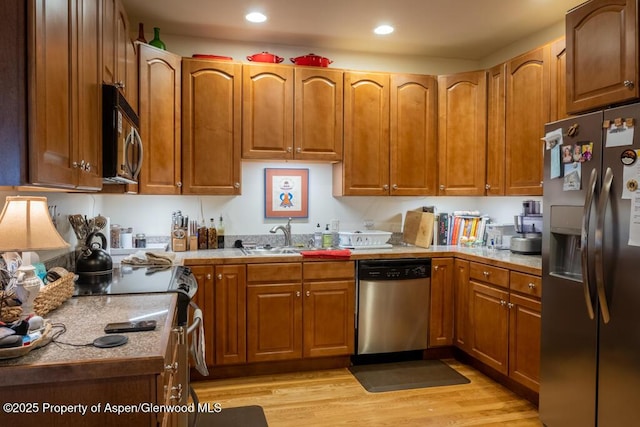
xmin=94 ymin=214 xmax=108 ymax=231
xmin=76 ymin=232 xmax=113 ymax=284
xmin=246 ymin=51 xmax=284 ymax=63
xmin=290 ymin=53 xmax=332 ymax=67
xmin=402 ymin=211 xmax=434 ymax=248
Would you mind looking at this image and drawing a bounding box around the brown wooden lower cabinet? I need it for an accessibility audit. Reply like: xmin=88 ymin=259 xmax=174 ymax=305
xmin=215 ymin=264 xmax=247 ymax=365
xmin=246 ymin=261 xmax=355 ymax=363
xmin=453 ymin=259 xmax=471 ymax=352
xmin=429 ymin=258 xmax=454 ymax=347
xmin=464 ymin=261 xmax=542 ymax=392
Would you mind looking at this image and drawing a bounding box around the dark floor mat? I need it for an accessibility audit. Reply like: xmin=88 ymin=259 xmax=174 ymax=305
xmin=349 ymin=359 xmax=470 ymax=393
xmin=195 ymin=405 xmax=268 ymax=427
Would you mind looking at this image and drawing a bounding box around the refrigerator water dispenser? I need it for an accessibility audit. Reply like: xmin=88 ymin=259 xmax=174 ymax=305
xmin=549 ymin=205 xmax=583 ymax=282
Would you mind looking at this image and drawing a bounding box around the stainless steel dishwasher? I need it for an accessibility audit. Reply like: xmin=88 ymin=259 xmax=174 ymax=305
xmin=356 ymin=258 xmax=431 ymax=355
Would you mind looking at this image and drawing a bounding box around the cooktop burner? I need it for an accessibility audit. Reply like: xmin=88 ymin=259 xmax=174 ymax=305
xmin=74 ymin=265 xmax=176 ymax=296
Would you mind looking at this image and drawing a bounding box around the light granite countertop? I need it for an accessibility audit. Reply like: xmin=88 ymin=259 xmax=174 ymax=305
xmin=173 ymin=245 xmax=541 ymax=275
xmin=0 ymin=293 xmax=176 ymax=387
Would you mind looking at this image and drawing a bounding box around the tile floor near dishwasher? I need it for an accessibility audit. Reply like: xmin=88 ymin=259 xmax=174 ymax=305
xmin=192 ymin=359 xmax=542 ymax=427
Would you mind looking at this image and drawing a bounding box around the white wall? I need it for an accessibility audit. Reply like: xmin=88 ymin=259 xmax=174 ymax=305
xmin=34 ymin=162 xmax=539 ymax=244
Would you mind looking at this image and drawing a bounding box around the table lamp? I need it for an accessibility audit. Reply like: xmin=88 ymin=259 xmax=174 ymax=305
xmin=0 ymin=196 xmax=70 ymax=318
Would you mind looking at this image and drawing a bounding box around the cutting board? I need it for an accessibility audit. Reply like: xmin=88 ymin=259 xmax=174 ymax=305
xmin=402 ymin=211 xmax=434 ymax=248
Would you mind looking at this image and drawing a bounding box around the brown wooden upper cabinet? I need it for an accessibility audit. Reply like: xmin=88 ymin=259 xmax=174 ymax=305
xmin=486 ymin=63 xmax=507 ymax=196
xmin=566 ymin=0 xmax=639 ymax=114
xmin=242 ymin=64 xmax=343 ymax=160
xmin=437 ymin=71 xmax=487 ymax=196
xmin=102 ymin=0 xmax=137 ymax=112
xmin=505 ymin=45 xmax=549 ymax=196
xmin=334 ymin=72 xmax=437 ymax=196
xmin=182 ymin=58 xmax=242 ymax=195
xmin=138 ymin=44 xmax=182 ymax=195
xmin=2 ymin=0 xmax=102 ymax=190
xmin=550 ymin=37 xmax=569 ymax=122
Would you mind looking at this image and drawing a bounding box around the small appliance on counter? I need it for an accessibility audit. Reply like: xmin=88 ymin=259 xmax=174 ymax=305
xmin=510 ymin=200 xmax=542 ymax=255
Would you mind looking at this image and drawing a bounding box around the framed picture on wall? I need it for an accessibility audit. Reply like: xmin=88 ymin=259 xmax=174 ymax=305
xmin=264 ymin=168 xmax=309 ymax=218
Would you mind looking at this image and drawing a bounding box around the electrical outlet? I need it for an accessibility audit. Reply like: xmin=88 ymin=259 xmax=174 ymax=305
xmin=330 ymin=219 xmax=340 ymax=232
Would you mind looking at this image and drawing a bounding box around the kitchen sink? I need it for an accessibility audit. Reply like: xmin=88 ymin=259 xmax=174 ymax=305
xmin=240 ymin=246 xmax=303 ymax=256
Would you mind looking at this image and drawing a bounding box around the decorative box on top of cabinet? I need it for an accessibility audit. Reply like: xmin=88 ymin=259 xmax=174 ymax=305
xmin=0 ymin=0 xmax=102 ymax=190
xmin=242 ymin=63 xmax=344 ymax=161
xmin=334 ymin=72 xmax=437 ymax=196
xmin=566 ymin=0 xmax=639 ymax=114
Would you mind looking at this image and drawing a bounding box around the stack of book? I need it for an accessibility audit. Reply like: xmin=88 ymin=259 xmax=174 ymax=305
xmin=436 ymin=212 xmax=489 ymax=246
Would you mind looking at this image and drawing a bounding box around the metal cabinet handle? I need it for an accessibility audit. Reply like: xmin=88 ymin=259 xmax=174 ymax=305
xmin=439 ymin=184 xmax=445 ymax=191
xmin=206 ymin=274 xmax=212 ymax=280
xmin=485 ymin=184 xmax=491 ymax=190
xmin=483 ymin=271 xmax=490 ymax=277
xmin=306 ymin=290 xmax=310 ymax=297
xmin=115 ymin=81 xmax=125 ymax=89
xmin=595 ymin=167 xmax=613 ymax=324
xmin=296 ymin=147 xmax=301 ymax=153
xmin=382 ymin=184 xmax=389 ymax=190
xmin=176 ymin=182 xmax=183 ymax=188
xmin=234 ymin=182 xmax=240 ymax=188
xmin=72 ymin=161 xmax=79 ymax=169
xmin=217 ymin=274 xmax=222 ymax=280
xmin=392 ymin=184 xmax=398 ymax=190
xmin=624 ymin=80 xmax=635 ymax=89
xmin=500 ymin=300 xmax=506 ymax=307
xmin=287 ymin=147 xmax=293 ymax=153
xmin=434 ymin=265 xmax=439 ymax=271
xmin=296 ymin=291 xmax=301 ymax=297
xmin=528 ymin=283 xmax=536 ymax=289
xmin=507 ymin=302 xmax=514 ymax=309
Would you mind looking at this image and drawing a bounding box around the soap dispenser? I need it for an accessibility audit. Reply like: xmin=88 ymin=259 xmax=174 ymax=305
xmin=314 ymin=223 xmax=322 ymax=248
xmin=322 ymin=224 xmax=332 ymax=248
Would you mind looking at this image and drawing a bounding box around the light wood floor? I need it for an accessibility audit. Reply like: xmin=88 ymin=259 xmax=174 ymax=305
xmin=192 ymin=359 xmax=542 ymax=426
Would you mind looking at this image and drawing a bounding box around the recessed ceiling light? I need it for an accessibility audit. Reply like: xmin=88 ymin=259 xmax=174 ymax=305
xmin=374 ymin=25 xmax=394 ymax=35
xmin=246 ymin=12 xmax=267 ymax=23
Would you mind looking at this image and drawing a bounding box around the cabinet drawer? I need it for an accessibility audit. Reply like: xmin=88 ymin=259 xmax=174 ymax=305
xmin=469 ymin=262 xmax=509 ymax=288
xmin=510 ymin=271 xmax=542 ymax=299
xmin=303 ymin=261 xmax=355 ymax=280
xmin=247 ymin=262 xmax=302 ymax=283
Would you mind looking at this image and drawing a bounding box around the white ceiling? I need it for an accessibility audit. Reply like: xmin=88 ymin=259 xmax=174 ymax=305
xmin=122 ymin=0 xmax=584 ymax=60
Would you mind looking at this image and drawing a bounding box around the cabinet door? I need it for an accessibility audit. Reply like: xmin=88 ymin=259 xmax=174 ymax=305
xmin=469 ymin=280 xmax=509 ymax=375
xmin=294 ymin=68 xmax=343 ymax=161
xmin=101 ymin=0 xmax=115 ymax=85
xmin=486 ymin=64 xmax=506 ymax=196
xmin=138 ymin=44 xmax=182 ymax=194
xmin=509 ymin=293 xmax=541 ymax=392
xmin=550 ymin=37 xmax=568 ymax=122
xmin=30 ymin=0 xmax=76 ymax=188
xmin=114 ymin=0 xmax=129 ymax=94
xmin=303 ymin=280 xmax=354 ymax=357
xmin=76 ymin=0 xmax=103 ymax=190
xmin=566 ymin=0 xmax=638 ymax=114
xmin=242 ymin=64 xmax=294 ymax=159
xmin=247 ymin=284 xmax=302 ymax=362
xmin=189 ymin=265 xmax=215 ymax=367
xmin=429 ymin=258 xmax=454 ymax=347
xmin=453 ymin=259 xmax=470 ymax=352
xmin=505 ymin=46 xmax=549 ymax=196
xmin=390 ymin=74 xmax=438 ymax=196
xmin=336 ymin=71 xmax=390 ymax=196
xmin=125 ymin=39 xmax=138 ymax=113
xmin=437 ymin=71 xmax=487 ymax=196
xmin=215 ymin=265 xmax=246 ymax=365
xmin=182 ymin=59 xmax=242 ymax=195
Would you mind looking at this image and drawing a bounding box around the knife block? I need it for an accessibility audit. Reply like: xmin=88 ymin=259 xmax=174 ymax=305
xmin=172 ymin=237 xmax=186 ymax=252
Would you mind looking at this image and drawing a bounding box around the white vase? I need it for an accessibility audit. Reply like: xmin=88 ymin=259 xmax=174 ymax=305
xmin=15 ymin=265 xmax=43 ymax=319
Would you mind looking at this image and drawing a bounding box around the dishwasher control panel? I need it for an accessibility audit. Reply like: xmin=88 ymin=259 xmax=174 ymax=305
xmin=358 ymin=259 xmax=431 ymax=281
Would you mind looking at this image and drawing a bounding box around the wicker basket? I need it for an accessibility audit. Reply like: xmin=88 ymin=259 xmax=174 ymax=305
xmin=0 ymin=272 xmax=75 ymax=322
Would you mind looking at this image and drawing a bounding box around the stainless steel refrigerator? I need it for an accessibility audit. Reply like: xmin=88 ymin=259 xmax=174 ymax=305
xmin=540 ymin=104 xmax=640 ymax=426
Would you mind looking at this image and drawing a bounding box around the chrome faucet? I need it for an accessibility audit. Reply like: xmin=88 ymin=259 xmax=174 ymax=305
xmin=270 ymin=217 xmax=292 ymax=247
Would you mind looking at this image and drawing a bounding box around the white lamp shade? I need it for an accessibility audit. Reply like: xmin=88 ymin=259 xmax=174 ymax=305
xmin=0 ymin=196 xmax=70 ymax=252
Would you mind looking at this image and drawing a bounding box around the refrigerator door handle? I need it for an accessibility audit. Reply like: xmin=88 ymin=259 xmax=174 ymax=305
xmin=595 ymin=167 xmax=613 ymax=324
xmin=581 ymin=168 xmax=597 ymax=320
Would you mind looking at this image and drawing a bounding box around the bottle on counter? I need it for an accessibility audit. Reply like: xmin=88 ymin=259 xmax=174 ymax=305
xmin=314 ymin=223 xmax=323 ymax=248
xmin=197 ymin=220 xmax=208 ymax=250
xmin=207 ymin=218 xmax=218 ymax=249
xmin=322 ymin=224 xmax=332 ymax=248
xmin=217 ymin=215 xmax=225 ymax=249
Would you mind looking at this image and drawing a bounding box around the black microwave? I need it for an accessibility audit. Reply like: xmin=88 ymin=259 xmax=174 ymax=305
xmin=102 ymin=85 xmax=142 ymax=184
